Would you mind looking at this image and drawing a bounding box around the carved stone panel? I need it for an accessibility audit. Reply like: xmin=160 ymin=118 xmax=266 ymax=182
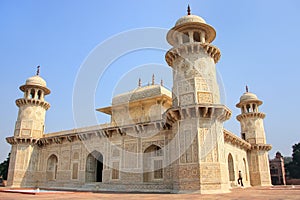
xmin=124 ymin=143 xmax=138 ymax=169
xmin=61 ymin=150 xmax=70 ymax=170
xmin=179 ymin=93 xmax=194 ymax=106
xmin=72 ymin=162 xmax=79 ymax=179
xmin=195 ymin=77 xmax=211 ymax=94
xmin=177 ymin=79 xmax=194 ymax=94
xmin=197 ymin=92 xmax=213 ymax=104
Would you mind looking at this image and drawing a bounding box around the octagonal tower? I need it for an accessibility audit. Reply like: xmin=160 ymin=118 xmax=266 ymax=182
xmin=6 ymin=66 xmax=51 ymax=187
xmin=236 ymin=88 xmax=272 ymax=186
xmin=165 ymin=6 xmax=231 ymax=193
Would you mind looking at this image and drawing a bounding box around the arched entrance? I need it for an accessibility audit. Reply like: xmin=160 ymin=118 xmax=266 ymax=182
xmin=228 ymin=153 xmax=235 ymax=182
xmin=47 ymin=154 xmax=58 ymax=181
xmin=143 ymin=144 xmax=163 ymax=182
xmin=85 ymin=151 xmax=103 ymax=182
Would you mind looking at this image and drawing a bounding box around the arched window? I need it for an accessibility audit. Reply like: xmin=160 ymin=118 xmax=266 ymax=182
xmin=37 ymin=90 xmax=42 ymax=100
xmin=246 ymin=104 xmax=251 ymax=113
xmin=182 ymin=32 xmax=189 ymax=43
xmin=47 ymin=154 xmax=58 ymax=181
xmin=193 ymin=32 xmax=200 ymax=42
xmin=270 ymin=165 xmax=279 ymax=175
xmin=143 ymin=145 xmax=163 ymax=182
xmin=30 ymin=89 xmax=35 ymax=99
xmin=253 ymin=104 xmax=257 ymax=112
xmin=228 ymin=153 xmax=235 ymax=181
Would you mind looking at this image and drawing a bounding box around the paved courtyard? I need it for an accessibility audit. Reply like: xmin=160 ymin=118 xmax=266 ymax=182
xmin=0 ymin=186 xmax=299 ymax=200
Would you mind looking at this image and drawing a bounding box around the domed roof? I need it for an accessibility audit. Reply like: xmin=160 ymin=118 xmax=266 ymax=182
xmin=167 ymin=8 xmax=216 ymax=45
xmin=175 ymin=14 xmax=207 ymax=26
xmin=20 ymin=75 xmax=50 ymax=94
xmin=236 ymin=92 xmax=262 ymax=108
xmin=112 ymin=84 xmax=172 ymax=105
xmin=240 ymin=92 xmax=258 ymax=102
xmin=25 ymin=75 xmax=47 ymax=87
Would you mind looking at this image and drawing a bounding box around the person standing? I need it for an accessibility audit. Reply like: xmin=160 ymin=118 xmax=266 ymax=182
xmin=238 ymin=170 xmax=244 ymax=187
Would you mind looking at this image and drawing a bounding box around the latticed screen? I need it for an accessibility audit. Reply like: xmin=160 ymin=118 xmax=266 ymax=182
xmin=154 ymin=160 xmax=163 ymax=179
xmin=112 ymin=162 xmax=119 ymax=179
xmin=72 ymin=163 xmax=78 ymax=179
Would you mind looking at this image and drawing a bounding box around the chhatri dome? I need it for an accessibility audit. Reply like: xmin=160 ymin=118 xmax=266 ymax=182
xmin=19 ymin=66 xmax=51 ymax=95
xmin=175 ymin=14 xmax=207 ymax=26
xmin=236 ymin=86 xmax=262 ymax=107
xmin=167 ymin=5 xmax=216 ymax=45
xmin=240 ymin=92 xmax=259 ymax=102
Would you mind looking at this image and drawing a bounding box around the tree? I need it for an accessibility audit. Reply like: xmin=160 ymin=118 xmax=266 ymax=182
xmin=0 ymin=153 xmax=10 ymax=180
xmin=286 ymin=142 xmax=300 ymax=179
xmin=284 ymin=156 xmax=292 ymax=165
xmin=292 ymin=143 xmax=300 ymax=166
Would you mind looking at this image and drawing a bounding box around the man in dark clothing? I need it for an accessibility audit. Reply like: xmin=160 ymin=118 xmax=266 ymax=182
xmin=238 ymin=170 xmax=244 ymax=186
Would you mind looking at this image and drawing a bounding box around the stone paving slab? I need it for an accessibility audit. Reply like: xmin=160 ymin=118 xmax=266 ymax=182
xmin=0 ymin=186 xmax=299 ymax=200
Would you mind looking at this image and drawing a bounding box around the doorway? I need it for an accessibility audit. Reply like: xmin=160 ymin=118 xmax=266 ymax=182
xmin=86 ymin=151 xmax=103 ymax=182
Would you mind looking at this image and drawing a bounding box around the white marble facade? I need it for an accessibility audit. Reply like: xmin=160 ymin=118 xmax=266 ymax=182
xmin=6 ymin=8 xmax=272 ymax=194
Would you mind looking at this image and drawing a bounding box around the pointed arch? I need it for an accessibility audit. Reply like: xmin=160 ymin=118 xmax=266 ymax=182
xmin=46 ymin=154 xmax=58 ymax=181
xmin=143 ymin=144 xmax=163 ymax=182
xmin=228 ymin=153 xmax=235 ymax=181
xmin=193 ymin=31 xmax=200 ymax=42
xmin=182 ymin=32 xmax=189 ymax=43
xmin=144 ymin=144 xmax=163 ymax=156
xmin=37 ymin=90 xmax=42 ymax=100
xmin=243 ymin=158 xmax=248 ymax=181
xmin=30 ymin=89 xmax=35 ymax=99
xmin=85 ymin=151 xmax=103 ymax=182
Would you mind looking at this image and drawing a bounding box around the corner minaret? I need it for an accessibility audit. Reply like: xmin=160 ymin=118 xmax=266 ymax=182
xmin=165 ymin=6 xmax=231 ymax=193
xmin=6 ymin=66 xmax=50 ymax=187
xmin=236 ymin=87 xmax=266 ymax=144
xmin=236 ymin=88 xmax=272 ymax=186
xmin=166 ymin=6 xmax=221 ymax=106
xmin=14 ymin=66 xmax=51 ymax=138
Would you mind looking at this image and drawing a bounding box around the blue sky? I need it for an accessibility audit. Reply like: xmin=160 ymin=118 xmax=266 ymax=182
xmin=0 ymin=0 xmax=299 ymax=162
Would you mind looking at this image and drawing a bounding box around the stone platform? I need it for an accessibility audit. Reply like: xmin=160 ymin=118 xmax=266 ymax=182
xmin=0 ymin=185 xmax=299 ymax=200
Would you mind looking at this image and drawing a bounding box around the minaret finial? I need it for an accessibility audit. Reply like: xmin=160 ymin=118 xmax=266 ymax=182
xmin=36 ymin=66 xmax=40 ymax=76
xmin=187 ymin=4 xmax=191 ymax=15
xmin=152 ymin=74 xmax=155 ymax=85
xmin=246 ymin=85 xmax=249 ymax=93
xmin=138 ymin=78 xmax=142 ymax=87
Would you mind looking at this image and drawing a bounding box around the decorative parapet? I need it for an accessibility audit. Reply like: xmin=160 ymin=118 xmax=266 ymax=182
xmin=165 ymin=43 xmax=221 ymax=66
xmin=15 ymin=98 xmax=50 ymax=110
xmin=223 ymin=129 xmax=251 ymax=150
xmin=9 ymin=119 xmax=168 ymax=147
xmin=236 ymin=112 xmax=265 ymax=121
